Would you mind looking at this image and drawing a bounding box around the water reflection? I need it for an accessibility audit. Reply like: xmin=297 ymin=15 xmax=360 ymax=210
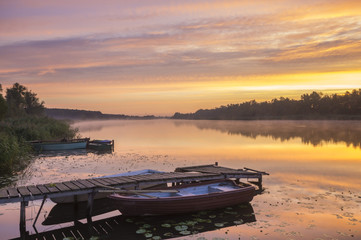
xmin=174 ymin=120 xmax=361 ymax=148
xmin=27 ymin=201 xmax=255 ymax=240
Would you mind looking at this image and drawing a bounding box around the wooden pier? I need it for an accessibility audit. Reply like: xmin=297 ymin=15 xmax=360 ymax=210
xmin=0 ymin=163 xmax=268 ymax=239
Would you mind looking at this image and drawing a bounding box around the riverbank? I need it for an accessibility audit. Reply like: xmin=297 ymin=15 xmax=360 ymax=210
xmin=0 ymin=116 xmax=77 ymax=174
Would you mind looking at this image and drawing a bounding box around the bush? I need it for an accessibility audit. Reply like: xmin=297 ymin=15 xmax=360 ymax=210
xmin=0 ymin=116 xmax=78 ymax=173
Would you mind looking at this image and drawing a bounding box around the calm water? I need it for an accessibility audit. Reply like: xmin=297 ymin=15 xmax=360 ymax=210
xmin=0 ymin=119 xmax=360 ymax=239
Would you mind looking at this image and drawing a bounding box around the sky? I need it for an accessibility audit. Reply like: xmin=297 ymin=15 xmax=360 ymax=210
xmin=1 ymin=0 xmax=361 ymax=116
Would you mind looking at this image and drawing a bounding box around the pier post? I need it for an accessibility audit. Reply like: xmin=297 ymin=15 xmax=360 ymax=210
xmin=20 ymin=200 xmax=28 ymax=240
xmin=86 ymin=191 xmax=95 ymax=223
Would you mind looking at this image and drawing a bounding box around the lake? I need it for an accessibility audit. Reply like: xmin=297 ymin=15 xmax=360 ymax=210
xmin=0 ymin=119 xmax=360 ymax=239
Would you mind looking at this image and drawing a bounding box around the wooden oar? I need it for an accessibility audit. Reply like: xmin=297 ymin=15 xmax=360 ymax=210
xmin=95 ymin=183 xmax=178 ymax=198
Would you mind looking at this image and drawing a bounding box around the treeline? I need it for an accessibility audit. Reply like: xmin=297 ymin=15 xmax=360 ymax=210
xmin=172 ymin=89 xmax=361 ymax=120
xmin=45 ymin=108 xmax=156 ymax=120
xmin=0 ymin=83 xmax=77 ymax=174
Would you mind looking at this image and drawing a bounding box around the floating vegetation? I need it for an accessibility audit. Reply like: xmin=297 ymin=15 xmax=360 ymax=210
xmin=142 ymin=223 xmax=152 ymax=228
xmin=175 ymin=225 xmax=188 ymax=231
xmin=179 ymin=230 xmax=191 ymax=235
xmin=126 ymin=218 xmax=134 ymax=223
xmin=144 ymin=233 xmax=152 ymax=238
xmin=161 ymin=223 xmax=171 ymax=228
xmin=136 ymin=228 xmax=147 ymax=234
xmin=233 ymin=220 xmax=244 ymax=225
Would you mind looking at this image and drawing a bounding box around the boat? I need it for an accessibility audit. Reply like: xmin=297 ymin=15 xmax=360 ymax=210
xmin=51 ymin=169 xmax=165 ymax=204
xmin=108 ymin=179 xmax=255 ymax=216
xmin=31 ymin=138 xmax=89 ymax=151
xmin=87 ymin=139 xmax=114 ymax=151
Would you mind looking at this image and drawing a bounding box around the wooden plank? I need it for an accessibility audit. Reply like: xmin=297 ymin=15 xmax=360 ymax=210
xmin=44 ymin=183 xmax=59 ymax=193
xmin=36 ymin=185 xmax=50 ymax=194
xmin=54 ymin=182 xmax=71 ymax=192
xmin=71 ymin=180 xmax=88 ymax=189
xmin=0 ymin=189 xmax=8 ymax=199
xmin=17 ymin=186 xmax=31 ymax=197
xmin=7 ymin=188 xmax=19 ymax=198
xmin=112 ymin=176 xmax=137 ymax=184
xmin=62 ymin=181 xmax=80 ymax=190
xmin=88 ymin=178 xmax=111 ymax=186
xmin=100 ymin=177 xmax=119 ymax=185
xmin=106 ymin=176 xmax=128 ymax=184
xmin=27 ymin=185 xmax=42 ymax=196
xmin=77 ymin=179 xmax=96 ymax=188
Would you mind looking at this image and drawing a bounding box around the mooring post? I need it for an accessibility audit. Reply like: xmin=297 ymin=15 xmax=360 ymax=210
xmin=20 ymin=200 xmax=28 ymax=240
xmin=86 ymin=190 xmax=95 ymax=224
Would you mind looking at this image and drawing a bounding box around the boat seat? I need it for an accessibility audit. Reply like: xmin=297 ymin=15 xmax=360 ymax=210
xmin=208 ymin=186 xmax=223 ymax=193
xmin=212 ymin=186 xmax=237 ymax=192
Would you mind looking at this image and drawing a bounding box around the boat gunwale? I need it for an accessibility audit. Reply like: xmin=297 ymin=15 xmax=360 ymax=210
xmin=109 ymin=179 xmax=255 ymax=202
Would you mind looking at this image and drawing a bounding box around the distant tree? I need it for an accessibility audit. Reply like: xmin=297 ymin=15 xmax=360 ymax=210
xmin=5 ymin=83 xmax=45 ymax=117
xmin=24 ymin=90 xmax=45 ymax=115
xmin=0 ymin=84 xmax=8 ymax=119
xmin=172 ymin=89 xmax=361 ymax=120
xmin=6 ymin=83 xmax=27 ymax=117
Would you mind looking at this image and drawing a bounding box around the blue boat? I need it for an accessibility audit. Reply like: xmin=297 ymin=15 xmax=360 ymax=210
xmin=31 ymin=138 xmax=89 ymax=151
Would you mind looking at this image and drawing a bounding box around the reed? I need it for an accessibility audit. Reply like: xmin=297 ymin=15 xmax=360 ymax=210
xmin=0 ymin=116 xmax=78 ymax=174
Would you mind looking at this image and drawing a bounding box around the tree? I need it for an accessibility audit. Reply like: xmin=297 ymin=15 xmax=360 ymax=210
xmin=24 ymin=90 xmax=45 ymax=115
xmin=6 ymin=83 xmax=27 ymax=117
xmin=5 ymin=83 xmax=45 ymax=117
xmin=0 ymin=84 xmax=8 ymax=119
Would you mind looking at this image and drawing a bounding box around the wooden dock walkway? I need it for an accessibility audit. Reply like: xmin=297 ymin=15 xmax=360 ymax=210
xmin=0 ymin=163 xmax=266 ymax=204
xmin=0 ymin=163 xmax=268 ymax=240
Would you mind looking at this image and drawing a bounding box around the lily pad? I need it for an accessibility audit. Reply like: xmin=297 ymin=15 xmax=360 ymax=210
xmin=214 ymin=222 xmax=226 ymax=227
xmin=175 ymin=225 xmax=188 ymax=231
xmin=179 ymin=230 xmax=191 ymax=235
xmin=234 ymin=220 xmax=244 ymax=225
xmin=152 ymin=236 xmax=161 ymax=240
xmin=143 ymin=224 xmax=151 ymax=228
xmin=136 ymin=228 xmax=146 ymax=234
xmin=209 ymin=215 xmax=217 ymax=218
xmin=125 ymin=218 xmax=133 ymax=223
xmin=144 ymin=233 xmax=153 ymax=238
xmin=161 ymin=223 xmax=171 ymax=228
xmin=163 ymin=232 xmax=173 ymax=237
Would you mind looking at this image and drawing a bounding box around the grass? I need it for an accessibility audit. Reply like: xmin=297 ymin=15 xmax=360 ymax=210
xmin=0 ymin=116 xmax=78 ymax=174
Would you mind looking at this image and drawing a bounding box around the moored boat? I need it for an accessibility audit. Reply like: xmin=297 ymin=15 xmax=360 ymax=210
xmin=87 ymin=139 xmax=114 ymax=150
xmin=31 ymin=138 xmax=89 ymax=151
xmin=108 ymin=179 xmax=255 ymax=216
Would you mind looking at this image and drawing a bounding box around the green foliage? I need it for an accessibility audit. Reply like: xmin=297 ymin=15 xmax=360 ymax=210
xmin=173 ymin=89 xmax=361 ymax=120
xmin=0 ymin=84 xmax=7 ymax=120
xmin=0 ymin=83 xmax=77 ymax=174
xmin=0 ymin=116 xmax=78 ymax=173
xmin=5 ymin=82 xmax=44 ymax=117
xmin=4 ymin=116 xmax=78 ymax=141
xmin=0 ymin=130 xmax=31 ymax=174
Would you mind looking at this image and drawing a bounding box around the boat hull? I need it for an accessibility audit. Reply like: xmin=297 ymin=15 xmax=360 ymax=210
xmin=109 ymin=180 xmax=255 ymax=216
xmin=32 ymin=139 xmax=89 ymax=151
xmin=33 ymin=141 xmax=87 ymax=151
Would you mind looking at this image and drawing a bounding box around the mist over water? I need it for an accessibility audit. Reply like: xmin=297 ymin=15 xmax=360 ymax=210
xmin=1 ymin=119 xmax=360 ymax=239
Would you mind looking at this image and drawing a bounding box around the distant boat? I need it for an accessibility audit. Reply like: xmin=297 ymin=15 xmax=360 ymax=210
xmin=87 ymin=139 xmax=114 ymax=150
xmin=108 ymin=179 xmax=255 ymax=216
xmin=51 ymin=169 xmax=165 ymax=204
xmin=31 ymin=138 xmax=89 ymax=151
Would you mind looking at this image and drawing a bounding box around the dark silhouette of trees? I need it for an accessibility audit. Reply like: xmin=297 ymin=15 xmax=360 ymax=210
xmin=172 ymin=89 xmax=361 ymax=120
xmin=5 ymin=83 xmax=44 ymax=117
xmin=0 ymin=84 xmax=7 ymax=120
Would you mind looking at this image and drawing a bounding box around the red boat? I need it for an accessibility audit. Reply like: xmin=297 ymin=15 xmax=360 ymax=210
xmin=108 ymin=179 xmax=255 ymax=216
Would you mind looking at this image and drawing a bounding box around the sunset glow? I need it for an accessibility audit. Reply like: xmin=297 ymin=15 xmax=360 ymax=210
xmin=1 ymin=0 xmax=361 ymax=115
